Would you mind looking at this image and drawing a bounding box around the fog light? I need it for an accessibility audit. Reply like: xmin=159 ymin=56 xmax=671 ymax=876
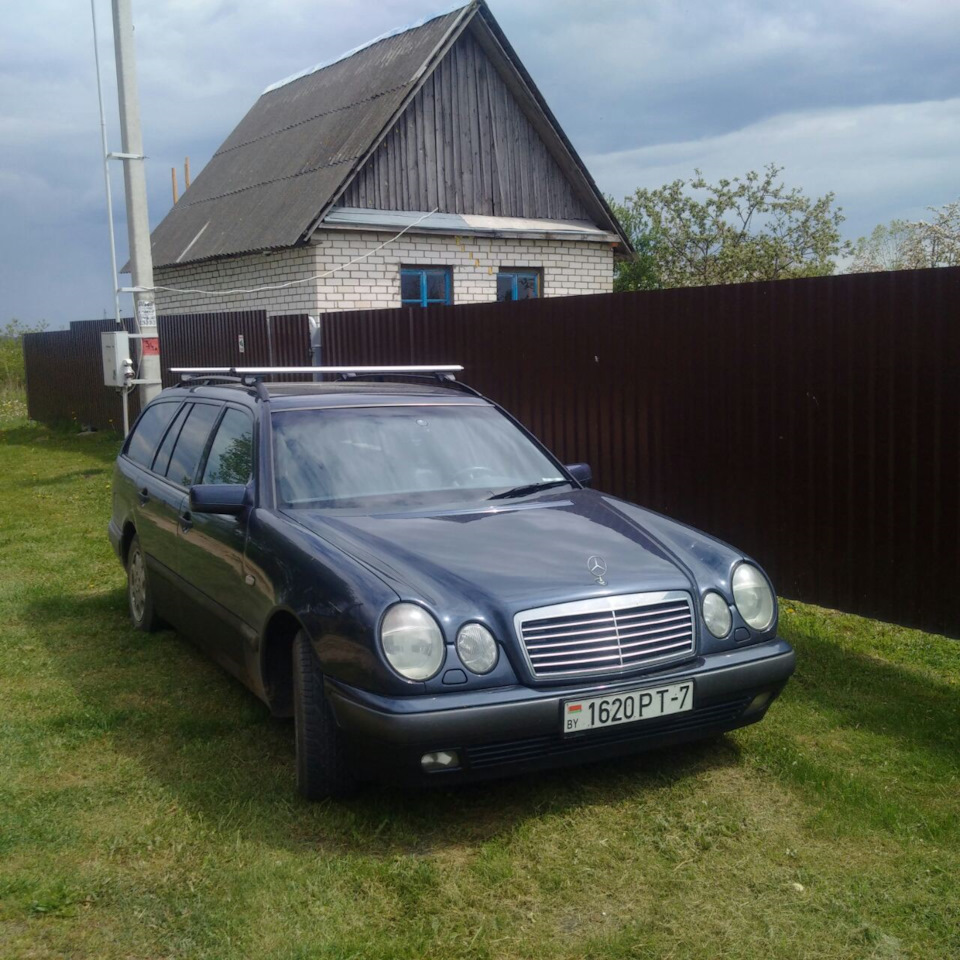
xmin=420 ymin=750 xmax=460 ymax=772
xmin=747 ymin=692 xmax=772 ymax=714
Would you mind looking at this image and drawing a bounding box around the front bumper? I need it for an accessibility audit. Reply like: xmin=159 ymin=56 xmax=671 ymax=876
xmin=326 ymin=638 xmax=795 ymax=783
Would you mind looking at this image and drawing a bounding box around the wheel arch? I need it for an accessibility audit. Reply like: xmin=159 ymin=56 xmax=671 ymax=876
xmin=120 ymin=521 xmax=138 ymax=567
xmin=260 ymin=607 xmax=306 ymax=717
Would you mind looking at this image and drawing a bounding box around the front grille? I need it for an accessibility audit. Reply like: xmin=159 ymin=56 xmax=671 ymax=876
xmin=465 ymin=696 xmax=751 ymax=770
xmin=515 ymin=591 xmax=695 ymax=680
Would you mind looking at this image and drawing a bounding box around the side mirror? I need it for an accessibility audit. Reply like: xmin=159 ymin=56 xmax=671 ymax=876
xmin=565 ymin=463 xmax=593 ymax=488
xmin=189 ymin=484 xmax=248 ymax=516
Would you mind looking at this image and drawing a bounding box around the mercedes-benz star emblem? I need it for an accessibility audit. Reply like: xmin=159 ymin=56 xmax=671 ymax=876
xmin=587 ymin=555 xmax=607 ymax=584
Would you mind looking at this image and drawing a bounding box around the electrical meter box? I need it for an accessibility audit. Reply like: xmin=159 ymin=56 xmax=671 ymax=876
xmin=101 ymin=331 xmax=132 ymax=387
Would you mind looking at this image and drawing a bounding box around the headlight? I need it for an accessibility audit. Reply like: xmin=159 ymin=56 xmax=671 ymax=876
xmin=380 ymin=603 xmax=444 ymax=680
xmin=732 ymin=564 xmax=775 ymax=631
xmin=456 ymin=623 xmax=499 ymax=674
xmin=702 ymin=591 xmax=732 ymax=638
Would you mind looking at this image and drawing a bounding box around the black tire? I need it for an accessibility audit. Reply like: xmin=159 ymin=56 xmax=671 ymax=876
xmin=127 ymin=534 xmax=160 ymax=633
xmin=293 ymin=630 xmax=356 ymax=800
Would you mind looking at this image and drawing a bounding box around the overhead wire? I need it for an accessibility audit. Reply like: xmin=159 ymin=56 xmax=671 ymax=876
xmin=138 ymin=208 xmax=441 ymax=298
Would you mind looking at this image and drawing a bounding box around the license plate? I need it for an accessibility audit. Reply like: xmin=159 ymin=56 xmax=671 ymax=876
xmin=562 ymin=680 xmax=694 ymax=735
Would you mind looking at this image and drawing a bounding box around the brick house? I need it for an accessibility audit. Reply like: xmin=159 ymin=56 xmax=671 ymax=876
xmin=147 ymin=0 xmax=630 ymax=317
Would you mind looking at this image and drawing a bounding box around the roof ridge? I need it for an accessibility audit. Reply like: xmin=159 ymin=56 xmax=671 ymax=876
xmin=262 ymin=1 xmax=473 ymax=95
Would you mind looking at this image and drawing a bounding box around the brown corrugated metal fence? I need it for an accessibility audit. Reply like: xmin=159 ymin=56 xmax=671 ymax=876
xmin=20 ymin=273 xmax=960 ymax=635
xmin=157 ymin=312 xmax=314 ymax=386
xmin=23 ymin=318 xmax=142 ymax=431
xmin=322 ymin=267 xmax=960 ymax=637
xmin=23 ymin=312 xmax=314 ymax=431
xmin=158 ymin=310 xmax=270 ymax=388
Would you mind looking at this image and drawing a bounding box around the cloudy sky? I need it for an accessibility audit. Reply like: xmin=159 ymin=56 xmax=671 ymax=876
xmin=2 ymin=0 xmax=958 ymax=327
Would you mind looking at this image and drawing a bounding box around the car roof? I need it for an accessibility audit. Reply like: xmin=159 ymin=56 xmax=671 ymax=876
xmin=158 ymin=379 xmax=491 ymax=410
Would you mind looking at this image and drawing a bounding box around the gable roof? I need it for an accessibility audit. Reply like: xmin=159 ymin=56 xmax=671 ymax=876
xmin=148 ymin=1 xmax=628 ymax=268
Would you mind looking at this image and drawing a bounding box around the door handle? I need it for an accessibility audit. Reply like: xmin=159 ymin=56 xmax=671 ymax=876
xmin=179 ymin=511 xmax=193 ymax=532
xmin=137 ymin=487 xmax=149 ymax=505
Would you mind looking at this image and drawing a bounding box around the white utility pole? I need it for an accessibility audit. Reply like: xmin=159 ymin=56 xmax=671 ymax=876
xmin=111 ymin=0 xmax=161 ymax=404
xmin=90 ymin=0 xmax=122 ymax=332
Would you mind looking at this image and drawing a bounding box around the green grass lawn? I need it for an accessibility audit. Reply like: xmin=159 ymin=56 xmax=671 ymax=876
xmin=1 ymin=409 xmax=958 ymax=960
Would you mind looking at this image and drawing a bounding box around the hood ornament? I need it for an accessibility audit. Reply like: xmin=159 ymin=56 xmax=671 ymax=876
xmin=587 ymin=555 xmax=607 ymax=585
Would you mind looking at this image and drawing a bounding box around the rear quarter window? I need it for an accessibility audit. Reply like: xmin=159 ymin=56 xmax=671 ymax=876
xmin=125 ymin=401 xmax=179 ymax=469
xmin=151 ymin=402 xmax=191 ymax=476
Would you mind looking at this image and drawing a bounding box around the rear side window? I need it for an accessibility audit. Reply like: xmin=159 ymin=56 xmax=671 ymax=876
xmin=201 ymin=408 xmax=254 ymax=485
xmin=126 ymin=402 xmax=178 ymax=468
xmin=151 ymin=402 xmax=191 ymax=476
xmin=165 ymin=403 xmax=221 ymax=487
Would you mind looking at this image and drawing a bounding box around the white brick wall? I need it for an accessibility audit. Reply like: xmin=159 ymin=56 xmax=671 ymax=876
xmin=154 ymin=246 xmax=321 ymax=316
xmin=153 ymin=230 xmax=613 ymax=315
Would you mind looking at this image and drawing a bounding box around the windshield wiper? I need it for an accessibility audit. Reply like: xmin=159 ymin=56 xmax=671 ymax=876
xmin=487 ymin=479 xmax=570 ymax=501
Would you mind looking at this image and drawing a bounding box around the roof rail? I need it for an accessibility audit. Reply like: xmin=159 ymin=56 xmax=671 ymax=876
xmin=169 ymin=365 xmax=467 ymax=400
xmin=338 ymin=370 xmax=486 ymax=398
xmin=175 ymin=372 xmax=269 ymax=401
xmin=170 ymin=365 xmax=464 ymax=377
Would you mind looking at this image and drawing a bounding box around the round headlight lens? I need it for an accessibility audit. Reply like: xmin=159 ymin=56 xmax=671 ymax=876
xmin=702 ymin=591 xmax=732 ymax=638
xmin=380 ymin=603 xmax=444 ymax=680
xmin=732 ymin=564 xmax=776 ymax=631
xmin=456 ymin=623 xmax=499 ymax=674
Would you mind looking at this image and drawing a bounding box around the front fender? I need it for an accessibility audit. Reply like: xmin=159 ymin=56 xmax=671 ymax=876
xmin=246 ymin=509 xmax=415 ymax=694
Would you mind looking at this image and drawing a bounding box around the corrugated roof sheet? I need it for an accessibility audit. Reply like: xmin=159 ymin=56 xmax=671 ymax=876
xmin=147 ymin=0 xmax=630 ymax=270
xmin=149 ymin=5 xmax=471 ymax=267
xmin=262 ymin=1 xmax=471 ymax=95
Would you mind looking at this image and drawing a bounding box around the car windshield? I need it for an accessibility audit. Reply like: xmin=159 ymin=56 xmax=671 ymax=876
xmin=273 ymin=404 xmax=568 ymax=511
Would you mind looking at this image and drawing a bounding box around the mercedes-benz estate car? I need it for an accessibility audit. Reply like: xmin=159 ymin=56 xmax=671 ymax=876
xmin=108 ymin=368 xmax=795 ymax=799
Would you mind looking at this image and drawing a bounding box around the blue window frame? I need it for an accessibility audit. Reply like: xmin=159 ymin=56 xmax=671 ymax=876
xmin=497 ymin=268 xmax=542 ymax=302
xmin=401 ymin=267 xmax=452 ymax=307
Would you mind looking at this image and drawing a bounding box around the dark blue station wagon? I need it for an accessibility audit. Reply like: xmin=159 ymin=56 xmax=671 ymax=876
xmin=109 ymin=369 xmax=795 ymax=799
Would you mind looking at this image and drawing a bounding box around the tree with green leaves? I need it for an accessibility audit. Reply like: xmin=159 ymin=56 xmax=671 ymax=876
xmin=205 ymin=433 xmax=253 ymax=486
xmin=610 ymin=164 xmax=849 ymax=290
xmin=849 ymin=199 xmax=960 ymax=273
xmin=609 ymin=203 xmax=661 ymax=292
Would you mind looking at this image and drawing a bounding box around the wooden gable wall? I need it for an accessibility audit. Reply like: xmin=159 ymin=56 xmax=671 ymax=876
xmin=339 ymin=29 xmax=595 ymax=222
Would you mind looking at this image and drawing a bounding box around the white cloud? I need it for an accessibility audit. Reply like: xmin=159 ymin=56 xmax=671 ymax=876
xmin=1 ymin=0 xmax=959 ymax=322
xmin=587 ymin=97 xmax=960 ymax=239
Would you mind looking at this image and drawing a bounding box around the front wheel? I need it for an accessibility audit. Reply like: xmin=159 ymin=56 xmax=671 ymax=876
xmin=293 ymin=630 xmax=356 ymax=800
xmin=127 ymin=534 xmax=160 ymax=632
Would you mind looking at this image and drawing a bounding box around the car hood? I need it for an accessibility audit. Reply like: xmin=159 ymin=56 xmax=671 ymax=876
xmin=285 ymin=490 xmax=700 ymax=612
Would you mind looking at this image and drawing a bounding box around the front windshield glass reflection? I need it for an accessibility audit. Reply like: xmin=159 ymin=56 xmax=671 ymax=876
xmin=273 ymin=405 xmax=566 ymax=511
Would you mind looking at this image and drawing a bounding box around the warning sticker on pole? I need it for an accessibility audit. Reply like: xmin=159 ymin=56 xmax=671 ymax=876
xmin=142 ymin=337 xmax=160 ymax=357
xmin=137 ymin=299 xmax=157 ymax=328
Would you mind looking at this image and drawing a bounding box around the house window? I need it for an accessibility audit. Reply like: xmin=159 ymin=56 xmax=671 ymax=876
xmin=497 ymin=268 xmax=542 ymax=302
xmin=401 ymin=267 xmax=452 ymax=307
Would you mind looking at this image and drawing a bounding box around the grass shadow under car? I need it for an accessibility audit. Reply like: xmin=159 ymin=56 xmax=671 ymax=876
xmin=30 ymin=585 xmax=746 ymax=856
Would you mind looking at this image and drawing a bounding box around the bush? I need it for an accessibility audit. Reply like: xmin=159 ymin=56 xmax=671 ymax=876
xmin=0 ymin=318 xmax=47 ymax=393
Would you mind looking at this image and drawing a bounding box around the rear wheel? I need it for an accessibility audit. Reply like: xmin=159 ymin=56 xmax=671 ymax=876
xmin=127 ymin=534 xmax=160 ymax=632
xmin=293 ymin=630 xmax=356 ymax=800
